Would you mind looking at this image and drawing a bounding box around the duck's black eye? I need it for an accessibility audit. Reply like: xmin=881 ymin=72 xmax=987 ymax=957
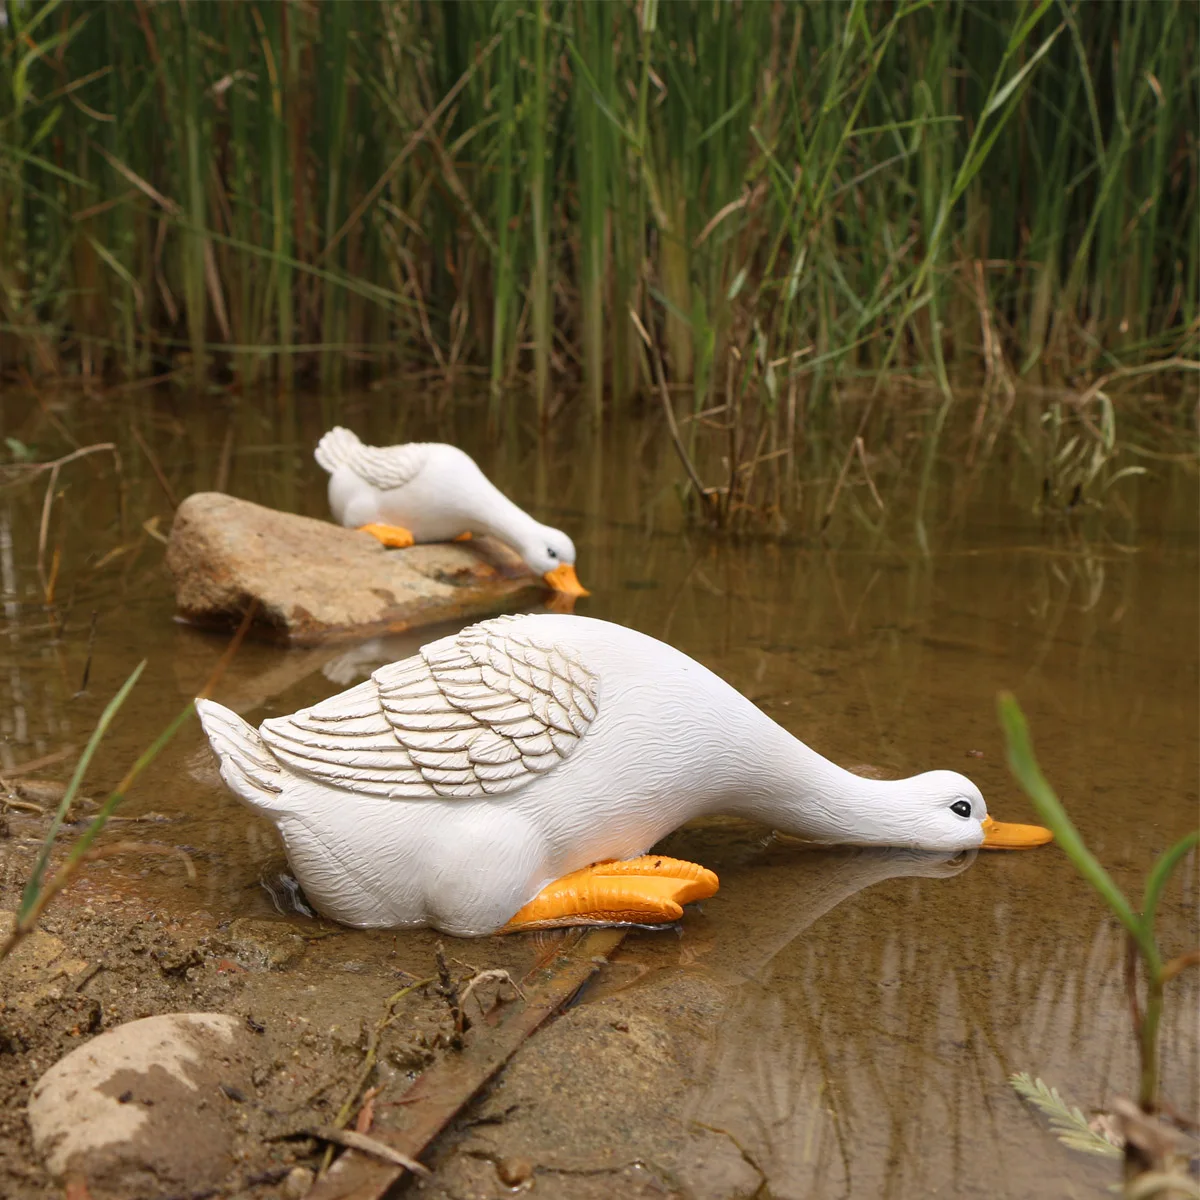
xmin=546 ymin=547 xmax=558 ymax=560
xmin=950 ymin=799 xmax=973 ymax=819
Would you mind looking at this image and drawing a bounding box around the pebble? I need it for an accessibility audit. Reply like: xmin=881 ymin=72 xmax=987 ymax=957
xmin=283 ymin=1165 xmax=316 ymax=1197
xmin=27 ymin=1012 xmax=251 ymax=1198
xmin=496 ymin=1155 xmax=534 ymax=1186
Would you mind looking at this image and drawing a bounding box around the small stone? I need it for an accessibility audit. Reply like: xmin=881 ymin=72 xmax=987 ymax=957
xmin=166 ymin=492 xmax=537 ymax=645
xmin=27 ymin=1012 xmax=251 ymax=1199
xmin=13 ymin=778 xmax=69 ymax=805
xmin=283 ymin=1165 xmax=315 ymax=1198
xmin=496 ymin=1156 xmax=534 ymax=1186
xmin=219 ymin=918 xmax=307 ymax=971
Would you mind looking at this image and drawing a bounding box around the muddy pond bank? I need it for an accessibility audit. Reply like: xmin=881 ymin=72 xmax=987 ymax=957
xmin=1 ymin=390 xmax=1197 ymax=1199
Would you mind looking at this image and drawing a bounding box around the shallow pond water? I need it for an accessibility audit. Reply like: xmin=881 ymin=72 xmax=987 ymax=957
xmin=1 ymin=388 xmax=1196 ymax=1198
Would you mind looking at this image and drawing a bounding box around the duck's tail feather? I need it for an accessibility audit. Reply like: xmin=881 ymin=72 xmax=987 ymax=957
xmin=314 ymin=426 xmax=364 ymax=476
xmin=195 ymin=698 xmax=287 ymax=814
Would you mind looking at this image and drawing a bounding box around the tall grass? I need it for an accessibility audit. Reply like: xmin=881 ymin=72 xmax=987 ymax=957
xmin=0 ymin=1 xmax=1194 ymax=415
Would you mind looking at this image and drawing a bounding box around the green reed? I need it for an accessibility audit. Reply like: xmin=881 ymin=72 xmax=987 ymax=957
xmin=2 ymin=662 xmax=195 ymax=964
xmin=998 ymin=693 xmax=1198 ymax=1155
xmin=0 ymin=2 xmax=1193 ymax=437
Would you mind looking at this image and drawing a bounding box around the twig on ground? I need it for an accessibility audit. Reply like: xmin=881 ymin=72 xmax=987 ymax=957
xmin=302 ymin=1127 xmax=432 ymax=1177
xmin=354 ymin=1086 xmax=382 ymax=1134
xmin=435 ymin=941 xmax=466 ymax=1043
xmin=0 ymin=794 xmax=46 ymax=815
xmin=459 ymin=968 xmax=526 ymax=1014
xmin=318 ymin=975 xmax=436 ymax=1176
xmin=306 ymin=927 xmax=627 ymax=1200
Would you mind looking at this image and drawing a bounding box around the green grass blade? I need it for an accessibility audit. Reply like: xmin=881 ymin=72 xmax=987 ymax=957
xmin=1141 ymin=830 xmax=1200 ymax=930
xmin=18 ymin=660 xmax=146 ymax=921
xmin=996 ymin=692 xmax=1150 ymax=957
xmin=58 ymin=702 xmax=197 ymax=872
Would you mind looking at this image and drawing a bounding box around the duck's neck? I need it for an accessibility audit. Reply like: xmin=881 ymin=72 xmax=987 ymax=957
xmin=473 ymin=490 xmax=545 ymax=555
xmin=720 ymin=717 xmax=905 ymax=846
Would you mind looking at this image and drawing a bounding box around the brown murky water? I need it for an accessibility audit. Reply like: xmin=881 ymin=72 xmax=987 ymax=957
xmin=1 ymin=388 xmax=1196 ymax=1198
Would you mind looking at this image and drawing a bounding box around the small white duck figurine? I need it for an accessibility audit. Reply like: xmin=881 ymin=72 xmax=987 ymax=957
xmin=314 ymin=427 xmax=587 ymax=596
xmin=195 ymin=614 xmax=1051 ymax=937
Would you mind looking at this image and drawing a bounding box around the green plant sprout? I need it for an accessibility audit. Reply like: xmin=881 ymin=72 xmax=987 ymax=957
xmin=998 ymin=692 xmax=1199 ymax=1186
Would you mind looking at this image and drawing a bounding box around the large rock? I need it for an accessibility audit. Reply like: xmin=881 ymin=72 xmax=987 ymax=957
xmin=166 ymin=492 xmax=539 ymax=645
xmin=27 ymin=1012 xmax=251 ymax=1198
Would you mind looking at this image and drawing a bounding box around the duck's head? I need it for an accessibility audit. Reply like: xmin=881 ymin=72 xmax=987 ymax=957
xmin=521 ymin=526 xmax=589 ymax=596
xmin=879 ymin=770 xmax=1052 ymax=852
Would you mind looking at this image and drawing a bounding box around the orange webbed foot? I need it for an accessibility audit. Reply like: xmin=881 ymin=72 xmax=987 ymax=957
xmin=358 ymin=522 xmax=416 ymax=549
xmin=501 ymin=855 xmax=719 ymax=933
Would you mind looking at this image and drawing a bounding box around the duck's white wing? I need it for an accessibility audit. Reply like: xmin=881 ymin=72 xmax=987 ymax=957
xmin=259 ymin=616 xmax=599 ymax=799
xmin=314 ymin=426 xmax=429 ymax=491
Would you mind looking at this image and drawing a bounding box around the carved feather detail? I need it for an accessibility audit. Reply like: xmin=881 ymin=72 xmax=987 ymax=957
xmin=314 ymin=426 xmax=430 ymax=491
xmin=259 ymin=615 xmax=600 ymax=799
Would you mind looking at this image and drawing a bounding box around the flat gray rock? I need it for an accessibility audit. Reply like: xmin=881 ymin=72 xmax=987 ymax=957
xmin=166 ymin=492 xmax=539 ymax=645
xmin=27 ymin=1012 xmax=251 ymax=1197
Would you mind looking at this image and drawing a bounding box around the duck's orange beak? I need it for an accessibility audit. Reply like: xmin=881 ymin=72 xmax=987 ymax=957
xmin=980 ymin=814 xmax=1054 ymax=850
xmin=543 ymin=564 xmax=589 ymax=597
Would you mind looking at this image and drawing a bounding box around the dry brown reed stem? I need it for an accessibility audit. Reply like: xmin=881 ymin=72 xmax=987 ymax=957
xmin=319 ymin=31 xmax=505 ymax=263
xmin=1158 ymin=949 xmax=1200 ymax=984
xmin=822 ymin=435 xmax=884 ymax=530
xmin=44 ymin=547 xmax=62 ymax=608
xmin=196 ymin=598 xmax=259 ymax=699
xmin=75 ymin=611 xmax=99 ymax=695
xmin=36 ymin=444 xmax=122 ymax=589
xmin=130 ymin=425 xmax=180 ymax=509
xmin=1076 ymin=357 xmax=1200 ymax=407
xmin=21 ymin=369 xmax=81 ymax=449
xmin=318 ymin=974 xmax=437 ymax=1176
xmin=854 ymin=438 xmax=885 ymax=511
xmin=821 ymin=393 xmax=884 ymax=531
xmin=630 ymin=308 xmax=717 ymax=523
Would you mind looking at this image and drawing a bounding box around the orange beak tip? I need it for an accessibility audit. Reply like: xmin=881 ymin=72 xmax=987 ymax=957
xmin=980 ymin=815 xmax=1055 ymax=851
xmin=543 ymin=564 xmax=588 ymax=597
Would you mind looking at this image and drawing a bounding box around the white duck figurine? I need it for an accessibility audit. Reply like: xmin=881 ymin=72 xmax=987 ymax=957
xmin=195 ymin=613 xmax=1051 ymax=937
xmin=314 ymin=427 xmax=587 ymax=596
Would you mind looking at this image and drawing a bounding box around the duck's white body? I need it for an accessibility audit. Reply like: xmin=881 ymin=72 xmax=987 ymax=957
xmin=196 ymin=614 xmax=1009 ymax=937
xmin=314 ymin=429 xmax=579 ymax=583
